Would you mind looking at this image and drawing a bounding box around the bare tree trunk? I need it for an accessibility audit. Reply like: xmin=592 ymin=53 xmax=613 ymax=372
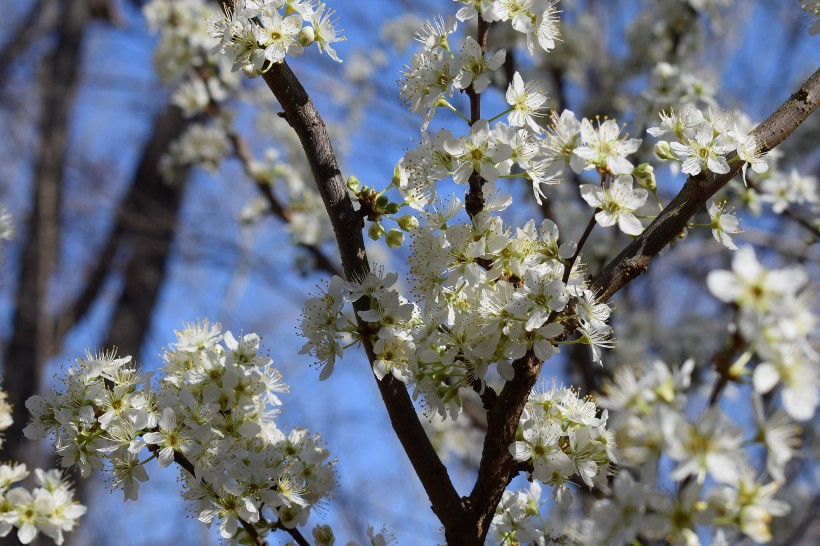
xmin=100 ymin=105 xmax=191 ymax=357
xmin=57 ymin=104 xmax=192 ymax=546
xmin=1 ymin=0 xmax=90 ymax=464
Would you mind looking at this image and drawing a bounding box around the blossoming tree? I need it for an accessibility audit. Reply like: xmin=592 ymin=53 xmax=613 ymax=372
xmin=2 ymin=0 xmax=820 ymax=545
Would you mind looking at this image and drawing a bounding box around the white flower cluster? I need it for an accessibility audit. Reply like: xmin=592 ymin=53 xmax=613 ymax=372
xmin=240 ymin=148 xmax=335 ymax=246
xmin=803 ymin=1 xmax=820 ymax=35
xmin=144 ymin=0 xmax=225 ymax=81
xmin=649 ymin=105 xmax=769 ymax=180
xmin=159 ymin=122 xmax=232 ymax=182
xmin=0 ymin=389 xmax=85 ymax=545
xmin=143 ymin=0 xmax=241 ymax=182
xmin=396 ymin=107 xmax=647 ymax=230
xmin=454 ymin=0 xmax=561 ymax=55
xmin=570 ymin=468 xmax=788 ymax=546
xmin=489 ymin=481 xmax=554 ymax=544
xmin=25 ymin=322 xmax=335 ymax=542
xmin=300 ymin=215 xmax=615 ymax=417
xmin=510 ymin=383 xmax=615 ymax=505
xmin=707 ymin=247 xmax=819 ymax=421
xmin=400 ymin=16 xmax=502 ymax=120
xmin=562 ymin=357 xmax=798 ymax=545
xmin=143 ymin=0 xmax=338 ymax=257
xmin=643 ymin=61 xmax=717 ymax=111
xmin=144 ymin=0 xmax=245 ymax=120
xmin=757 ymin=167 xmax=818 ymax=214
xmin=209 ymin=0 xmax=345 ymax=74
xmin=0 ymin=465 xmax=86 ymax=546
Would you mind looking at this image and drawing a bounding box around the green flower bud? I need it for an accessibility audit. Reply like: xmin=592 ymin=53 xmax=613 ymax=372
xmin=346 ymin=176 xmax=360 ymax=191
xmin=385 ymin=229 xmax=405 ymax=248
xmin=654 ymin=141 xmax=678 ymax=161
xmin=368 ymin=222 xmax=385 ymax=241
xmin=375 ymin=195 xmax=390 ymax=209
xmin=385 ymin=202 xmax=401 ymax=215
xmin=634 ymin=163 xmax=657 ymax=191
xmin=397 ymin=215 xmax=419 ymax=231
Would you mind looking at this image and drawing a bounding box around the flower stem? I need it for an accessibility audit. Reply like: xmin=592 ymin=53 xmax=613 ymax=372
xmin=562 ymin=209 xmax=599 ymax=285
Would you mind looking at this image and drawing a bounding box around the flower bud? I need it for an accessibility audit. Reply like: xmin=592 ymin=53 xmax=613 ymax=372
xmin=241 ymin=64 xmax=261 ymax=78
xmin=633 ymin=163 xmax=656 ymax=191
xmin=384 ymin=202 xmax=401 ymax=214
xmin=346 ymin=176 xmax=360 ymax=191
xmin=654 ymin=141 xmax=678 ymax=161
xmin=385 ymin=229 xmax=405 ymax=248
xmin=375 ymin=195 xmax=390 ymax=210
xmin=392 ymin=161 xmax=407 ymax=187
xmin=368 ymin=222 xmax=385 ymax=241
xmin=298 ymin=26 xmax=315 ymax=47
xmin=313 ymin=525 xmax=334 ymax=545
xmin=397 ymin=215 xmax=419 ymax=231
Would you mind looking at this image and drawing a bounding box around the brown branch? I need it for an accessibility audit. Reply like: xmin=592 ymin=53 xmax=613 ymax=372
xmin=464 ymin=350 xmax=543 ymax=543
xmin=257 ymin=60 xmax=466 ymax=538
xmin=590 ymin=66 xmax=820 ymax=302
xmin=464 ymin=16 xmax=491 ymax=220
xmin=466 ymin=17 xmax=491 ymax=125
xmin=562 ymin=209 xmax=599 ymax=285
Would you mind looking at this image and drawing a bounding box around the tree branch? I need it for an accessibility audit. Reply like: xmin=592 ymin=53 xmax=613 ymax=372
xmin=53 ymin=105 xmax=193 ymax=351
xmin=226 ymin=127 xmax=343 ymax=278
xmin=465 ymin=16 xmax=491 ymax=220
xmin=258 ymin=60 xmax=467 ymax=537
xmin=590 ymin=66 xmax=820 ymax=302
xmin=466 ymin=351 xmax=543 ymax=543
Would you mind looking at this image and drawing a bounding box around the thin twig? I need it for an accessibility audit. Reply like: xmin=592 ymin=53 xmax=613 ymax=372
xmin=465 ymin=15 xmax=492 ymax=220
xmin=226 ymin=127 xmax=344 ymax=277
xmin=745 ymin=176 xmax=820 ymax=240
xmin=562 ymin=209 xmax=599 ymax=285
